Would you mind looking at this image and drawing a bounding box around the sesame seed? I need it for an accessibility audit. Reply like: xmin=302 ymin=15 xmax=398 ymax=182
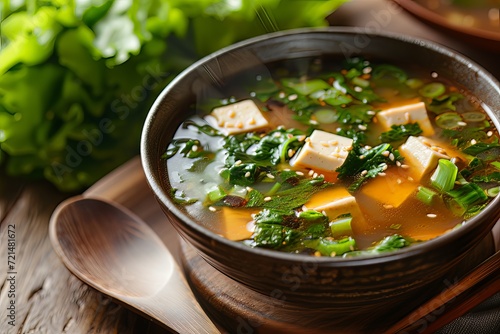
xmin=457 ymin=121 xmax=467 ymax=127
xmin=361 ymin=170 xmax=368 ymax=175
xmin=401 ymin=164 xmax=410 ymax=169
xmin=288 ymin=149 xmax=295 ymax=157
xmin=367 ymin=110 xmax=376 ymax=115
xmin=389 ymin=153 xmax=395 ymax=161
xmin=378 ymin=172 xmax=386 ymax=176
xmin=354 ymin=86 xmax=363 ymax=92
xmin=310 ymin=120 xmax=319 ymax=125
xmin=313 ymin=173 xmax=318 ymax=178
xmin=397 ymin=178 xmax=402 ymax=184
xmin=358 ymin=124 xmax=367 ymax=131
xmin=330 ymin=251 xmax=337 ymax=257
xmin=298 ymin=135 xmax=306 ymax=142
xmin=209 ymin=206 xmax=217 ymax=212
xmin=289 ymin=94 xmax=298 ymax=101
xmin=382 ymin=164 xmax=388 ymax=171
xmin=296 ymin=171 xmax=304 ymax=176
xmin=408 ymin=176 xmax=414 ymax=182
xmin=287 ymin=133 xmax=294 ymax=139
xmin=487 ymin=131 xmax=493 ymax=137
xmin=396 ymin=161 xmax=402 ymax=167
xmin=363 ymin=67 xmax=372 ymax=74
xmin=359 ymin=155 xmax=365 ymax=160
xmin=382 ymin=150 xmax=390 ymax=157
xmin=264 ymin=196 xmax=272 ymax=202
xmin=427 ymin=213 xmax=437 ymax=218
xmin=279 ymin=92 xmax=286 ymax=98
xmin=471 ymin=139 xmax=477 ymax=145
xmin=404 ymin=112 xmax=410 ymax=122
xmin=320 ymin=141 xmax=329 ymax=147
xmin=308 ymin=170 xmax=315 ymax=176
xmin=384 ymin=204 xmax=394 ymax=209
xmin=431 ymin=71 xmax=438 ymax=78
xmin=364 ymin=145 xmax=372 ymax=150
xmin=246 ymin=186 xmax=253 ymax=191
xmin=245 ymin=172 xmax=251 ymax=178
xmin=267 ymin=173 xmax=275 ymax=179
xmin=191 ymin=145 xmax=198 ymax=152
xmin=235 ymin=160 xmax=242 ymax=166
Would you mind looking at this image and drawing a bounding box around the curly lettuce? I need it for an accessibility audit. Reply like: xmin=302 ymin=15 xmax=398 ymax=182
xmin=0 ymin=0 xmax=347 ymax=191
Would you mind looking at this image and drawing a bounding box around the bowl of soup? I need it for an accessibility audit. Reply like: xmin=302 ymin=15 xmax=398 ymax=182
xmin=141 ymin=27 xmax=500 ymax=329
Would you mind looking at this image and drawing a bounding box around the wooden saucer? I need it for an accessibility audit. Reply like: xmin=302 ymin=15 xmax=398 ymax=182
xmin=179 ymin=234 xmax=495 ymax=334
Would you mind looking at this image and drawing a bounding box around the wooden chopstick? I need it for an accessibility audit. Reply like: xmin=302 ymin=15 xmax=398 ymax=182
xmin=384 ymin=251 xmax=500 ymax=334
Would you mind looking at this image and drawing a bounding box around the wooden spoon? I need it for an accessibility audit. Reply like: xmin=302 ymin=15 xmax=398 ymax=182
xmin=49 ymin=158 xmax=220 ymax=334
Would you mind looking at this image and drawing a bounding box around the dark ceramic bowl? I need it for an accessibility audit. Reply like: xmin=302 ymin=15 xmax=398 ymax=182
xmin=141 ymin=27 xmax=500 ymax=328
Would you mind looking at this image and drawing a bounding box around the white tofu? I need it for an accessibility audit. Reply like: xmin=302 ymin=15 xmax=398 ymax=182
xmin=376 ymin=102 xmax=434 ymax=136
xmin=291 ymin=130 xmax=353 ymax=172
xmin=305 ymin=187 xmax=367 ymax=233
xmin=209 ymin=99 xmax=269 ymax=135
xmin=399 ymin=136 xmax=450 ymax=181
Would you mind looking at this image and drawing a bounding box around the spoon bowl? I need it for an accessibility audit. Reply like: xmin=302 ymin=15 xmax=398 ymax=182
xmin=49 ymin=195 xmax=219 ymax=333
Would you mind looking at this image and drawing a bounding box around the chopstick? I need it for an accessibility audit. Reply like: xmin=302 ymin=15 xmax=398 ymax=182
xmin=384 ymin=250 xmax=500 ymax=334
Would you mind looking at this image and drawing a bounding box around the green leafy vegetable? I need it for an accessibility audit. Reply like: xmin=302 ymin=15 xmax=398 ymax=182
xmin=344 ymin=234 xmax=411 ymax=257
xmin=0 ymin=0 xmax=345 ymax=191
xmin=380 ymin=123 xmax=423 ymax=143
xmin=336 ymin=143 xmax=403 ymax=191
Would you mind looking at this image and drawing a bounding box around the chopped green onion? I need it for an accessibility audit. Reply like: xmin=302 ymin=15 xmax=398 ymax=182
xmin=329 ymin=216 xmax=353 ymax=237
xmin=316 ymin=237 xmax=356 ymax=256
xmin=352 ymin=76 xmax=370 ymax=88
xmin=406 ymin=78 xmax=424 ymax=89
xmin=487 ymin=186 xmax=500 ymax=197
xmin=372 ymin=64 xmax=408 ymax=83
xmin=419 ymin=82 xmax=446 ymax=98
xmin=431 ymin=159 xmax=458 ymax=193
xmin=435 ymin=112 xmax=464 ymax=129
xmin=491 ymin=162 xmax=500 ymax=170
xmin=206 ymin=185 xmax=227 ymax=203
xmin=447 ymin=183 xmax=488 ymax=210
xmin=314 ymin=109 xmax=337 ymax=124
xmin=281 ymin=78 xmax=330 ymax=95
xmin=462 ymin=112 xmax=486 ymax=122
xmin=416 ymin=186 xmax=439 ymax=205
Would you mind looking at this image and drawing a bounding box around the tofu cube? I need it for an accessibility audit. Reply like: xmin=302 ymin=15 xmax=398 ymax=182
xmin=376 ymin=102 xmax=435 ymax=136
xmin=292 ymin=130 xmax=353 ymax=172
xmin=305 ymin=187 xmax=367 ymax=233
xmin=361 ymin=168 xmax=418 ymax=208
xmin=399 ymin=136 xmax=450 ymax=181
xmin=219 ymin=207 xmax=257 ymax=241
xmin=209 ymin=99 xmax=269 ymax=135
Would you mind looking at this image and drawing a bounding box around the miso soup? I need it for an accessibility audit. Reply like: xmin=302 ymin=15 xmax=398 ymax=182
xmin=163 ymin=56 xmax=500 ymax=257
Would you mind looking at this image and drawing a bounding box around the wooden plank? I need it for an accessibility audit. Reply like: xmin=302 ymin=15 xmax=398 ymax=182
xmin=0 ymin=180 xmax=167 ymax=333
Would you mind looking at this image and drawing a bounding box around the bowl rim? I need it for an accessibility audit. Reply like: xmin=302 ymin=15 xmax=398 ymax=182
xmin=141 ymin=26 xmax=500 ymax=266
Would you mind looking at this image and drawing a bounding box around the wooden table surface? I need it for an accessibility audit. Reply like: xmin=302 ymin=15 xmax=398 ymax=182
xmin=1 ymin=1 xmax=499 ymax=333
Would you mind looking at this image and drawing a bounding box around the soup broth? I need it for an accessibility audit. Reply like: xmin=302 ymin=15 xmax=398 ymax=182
xmin=164 ymin=56 xmax=499 ymax=257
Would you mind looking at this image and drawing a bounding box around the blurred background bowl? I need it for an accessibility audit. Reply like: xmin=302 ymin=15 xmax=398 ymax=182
xmin=141 ymin=27 xmax=500 ymax=329
xmin=394 ymin=0 xmax=500 ymax=53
